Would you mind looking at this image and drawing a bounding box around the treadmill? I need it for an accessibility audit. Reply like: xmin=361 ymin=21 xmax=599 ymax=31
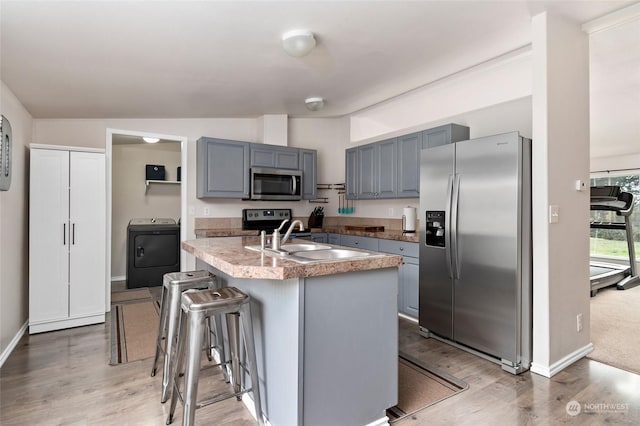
xmin=590 ymin=185 xmax=639 ymax=296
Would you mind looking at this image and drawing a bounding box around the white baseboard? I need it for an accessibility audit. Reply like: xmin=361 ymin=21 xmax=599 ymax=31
xmin=241 ymin=395 xmax=272 ymax=426
xmin=365 ymin=416 xmax=391 ymax=426
xmin=111 ymin=275 xmax=126 ymax=282
xmin=241 ymin=394 xmax=389 ymax=426
xmin=398 ymin=313 xmax=418 ymax=323
xmin=0 ymin=321 xmax=28 ymax=368
xmin=531 ymin=343 xmax=594 ymax=378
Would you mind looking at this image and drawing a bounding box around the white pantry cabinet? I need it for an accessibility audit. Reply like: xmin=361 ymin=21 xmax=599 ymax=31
xmin=29 ymin=146 xmax=106 ymax=334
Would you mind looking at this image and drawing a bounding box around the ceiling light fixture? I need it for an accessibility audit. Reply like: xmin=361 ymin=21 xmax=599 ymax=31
xmin=282 ymin=30 xmax=316 ymax=57
xmin=305 ymin=97 xmax=325 ymax=111
xmin=143 ymin=137 xmax=160 ymax=143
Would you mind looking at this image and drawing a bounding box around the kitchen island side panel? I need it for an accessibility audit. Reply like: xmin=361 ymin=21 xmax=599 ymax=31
xmin=198 ymin=260 xmax=304 ymax=425
xmin=196 ymin=257 xmax=399 ymax=426
xmin=303 ymin=268 xmax=398 ymax=426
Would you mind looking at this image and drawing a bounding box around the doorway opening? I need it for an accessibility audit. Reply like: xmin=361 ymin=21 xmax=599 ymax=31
xmin=105 ymin=128 xmax=188 ymax=309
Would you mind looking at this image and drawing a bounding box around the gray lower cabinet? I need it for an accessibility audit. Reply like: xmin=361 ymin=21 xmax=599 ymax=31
xmin=339 ymin=235 xmax=379 ymax=251
xmin=197 ymin=137 xmax=250 ymax=199
xmin=300 ymin=149 xmax=317 ymax=200
xmin=327 ymin=233 xmax=341 ymax=245
xmin=423 ymin=123 xmax=470 ymax=149
xmin=378 ymin=239 xmax=419 ymax=318
xmin=309 ymin=233 xmax=327 ymax=244
xmin=251 ymin=145 xmax=299 ymax=170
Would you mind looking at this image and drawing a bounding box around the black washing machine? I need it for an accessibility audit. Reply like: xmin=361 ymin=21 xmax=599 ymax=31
xmin=126 ymin=218 xmax=180 ymax=288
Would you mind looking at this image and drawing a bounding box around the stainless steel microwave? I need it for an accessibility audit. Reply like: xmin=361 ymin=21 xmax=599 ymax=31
xmin=250 ymin=167 xmax=302 ymax=201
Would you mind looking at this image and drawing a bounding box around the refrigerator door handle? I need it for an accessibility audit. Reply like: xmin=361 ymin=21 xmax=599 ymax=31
xmin=445 ymin=174 xmax=454 ymax=278
xmin=451 ymin=174 xmax=461 ymax=279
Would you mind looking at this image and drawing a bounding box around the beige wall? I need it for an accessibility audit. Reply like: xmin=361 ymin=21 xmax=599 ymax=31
xmin=112 ymin=142 xmax=181 ymax=278
xmin=0 ymin=82 xmax=32 ymax=361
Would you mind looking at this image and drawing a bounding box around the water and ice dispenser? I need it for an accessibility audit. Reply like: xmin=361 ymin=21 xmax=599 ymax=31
xmin=425 ymin=211 xmax=446 ymax=247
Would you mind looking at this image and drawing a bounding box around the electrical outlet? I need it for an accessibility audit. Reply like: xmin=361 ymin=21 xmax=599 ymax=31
xmin=576 ymin=313 xmax=583 ymax=332
xmin=188 ymin=206 xmax=195 ymax=216
xmin=388 ymin=208 xmax=394 ymax=217
xmin=203 ymin=207 xmax=210 ymax=217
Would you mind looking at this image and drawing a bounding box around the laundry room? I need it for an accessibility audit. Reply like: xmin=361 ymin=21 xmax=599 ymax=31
xmin=111 ymin=134 xmax=182 ymax=288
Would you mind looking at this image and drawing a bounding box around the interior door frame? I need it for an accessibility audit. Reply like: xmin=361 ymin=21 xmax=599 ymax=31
xmin=105 ymin=128 xmax=188 ymax=311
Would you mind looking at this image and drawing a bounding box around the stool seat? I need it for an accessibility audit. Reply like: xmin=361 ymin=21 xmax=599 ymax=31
xmin=164 ymin=270 xmax=215 ymax=288
xmin=182 ymin=287 xmax=247 ymax=313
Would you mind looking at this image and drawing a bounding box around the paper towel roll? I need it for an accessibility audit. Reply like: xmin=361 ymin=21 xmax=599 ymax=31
xmin=402 ymin=207 xmax=417 ymax=232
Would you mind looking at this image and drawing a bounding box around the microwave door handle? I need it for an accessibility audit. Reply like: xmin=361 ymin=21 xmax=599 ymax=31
xmin=291 ymin=175 xmax=297 ymax=195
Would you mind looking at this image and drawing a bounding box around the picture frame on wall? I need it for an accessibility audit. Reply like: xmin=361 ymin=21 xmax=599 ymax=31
xmin=0 ymin=114 xmax=12 ymax=191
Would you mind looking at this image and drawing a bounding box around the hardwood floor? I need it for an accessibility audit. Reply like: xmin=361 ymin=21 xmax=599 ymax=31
xmin=1 ymin=316 xmax=639 ymax=425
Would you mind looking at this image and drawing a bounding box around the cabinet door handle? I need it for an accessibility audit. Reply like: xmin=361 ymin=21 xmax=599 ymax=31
xmin=63 ymin=223 xmax=66 ymax=245
xmin=137 ymin=246 xmax=144 ymax=257
xmin=72 ymin=223 xmax=75 ymax=245
xmin=400 ymin=247 xmax=404 ymax=251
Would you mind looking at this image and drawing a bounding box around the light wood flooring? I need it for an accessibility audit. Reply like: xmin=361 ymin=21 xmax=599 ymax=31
xmin=1 ymin=315 xmax=639 ymax=425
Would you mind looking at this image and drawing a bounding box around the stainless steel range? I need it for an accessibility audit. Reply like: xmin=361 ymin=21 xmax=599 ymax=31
xmin=242 ymin=208 xmax=311 ymax=237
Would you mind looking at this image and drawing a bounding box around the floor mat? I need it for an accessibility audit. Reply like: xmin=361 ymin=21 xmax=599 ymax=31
xmin=110 ymin=299 xmax=160 ymax=365
xmin=387 ymin=351 xmax=468 ymax=422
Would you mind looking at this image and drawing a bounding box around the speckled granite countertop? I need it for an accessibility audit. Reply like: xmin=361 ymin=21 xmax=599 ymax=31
xmin=182 ymin=236 xmax=402 ymax=280
xmin=194 ymin=227 xmax=419 ymax=242
xmin=320 ymin=227 xmax=419 ymax=243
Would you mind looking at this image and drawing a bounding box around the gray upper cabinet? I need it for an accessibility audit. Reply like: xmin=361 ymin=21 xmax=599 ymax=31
xmin=345 ymin=124 xmax=469 ymax=199
xmin=377 ymin=138 xmax=397 ymax=199
xmin=197 ymin=137 xmax=250 ymax=199
xmin=423 ymin=123 xmax=470 ymax=149
xmin=251 ymin=145 xmax=299 ymax=170
xmin=357 ymin=143 xmax=377 ymax=199
xmin=397 ymin=132 xmax=422 ymax=198
xmin=198 ymin=137 xmax=317 ymax=200
xmin=345 ymin=148 xmax=358 ymax=199
xmin=347 ymin=138 xmax=397 ymax=200
xmin=300 ymin=149 xmax=317 ymax=200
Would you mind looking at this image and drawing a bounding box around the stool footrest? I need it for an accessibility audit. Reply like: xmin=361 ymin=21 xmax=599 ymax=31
xmin=196 ymin=388 xmax=253 ymax=409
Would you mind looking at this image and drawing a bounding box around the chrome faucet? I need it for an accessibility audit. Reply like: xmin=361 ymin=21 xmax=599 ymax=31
xmin=281 ymin=220 xmax=305 ymax=246
xmin=271 ymin=219 xmax=290 ymax=250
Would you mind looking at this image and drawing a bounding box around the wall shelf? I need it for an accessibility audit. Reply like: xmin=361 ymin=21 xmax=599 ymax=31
xmin=317 ymin=183 xmax=345 ymax=190
xmin=145 ymin=180 xmax=181 ymax=193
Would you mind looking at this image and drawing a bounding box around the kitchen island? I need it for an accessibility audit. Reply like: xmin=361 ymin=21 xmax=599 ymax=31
xmin=182 ymin=236 xmax=401 ymax=426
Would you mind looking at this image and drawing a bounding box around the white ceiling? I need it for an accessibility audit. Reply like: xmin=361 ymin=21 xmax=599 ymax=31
xmin=1 ymin=1 xmax=638 ymax=157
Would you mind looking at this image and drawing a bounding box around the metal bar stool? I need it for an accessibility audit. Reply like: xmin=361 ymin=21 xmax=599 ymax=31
xmin=167 ymin=287 xmax=263 ymax=426
xmin=151 ymin=270 xmax=225 ymax=403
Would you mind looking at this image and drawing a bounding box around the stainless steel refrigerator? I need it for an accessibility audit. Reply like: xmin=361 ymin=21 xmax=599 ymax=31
xmin=418 ymin=131 xmax=532 ymax=374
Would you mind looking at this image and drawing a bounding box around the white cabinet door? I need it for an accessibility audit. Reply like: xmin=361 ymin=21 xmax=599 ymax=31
xmin=29 ymin=149 xmax=70 ymax=323
xmin=69 ymin=151 xmax=105 ymax=318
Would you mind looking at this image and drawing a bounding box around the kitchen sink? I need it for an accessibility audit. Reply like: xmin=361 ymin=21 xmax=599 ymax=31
xmin=280 ymin=243 xmax=331 ymax=252
xmin=289 ymin=249 xmax=371 ymax=261
xmin=245 ymin=243 xmax=377 ymax=264
xmin=245 ymin=243 xmax=331 ymax=254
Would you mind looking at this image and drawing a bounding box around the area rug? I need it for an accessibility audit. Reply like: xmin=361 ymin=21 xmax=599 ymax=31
xmin=588 ymin=286 xmax=640 ymax=375
xmin=111 ymin=288 xmax=152 ymax=303
xmin=110 ymin=298 xmax=160 ymax=365
xmin=387 ymin=352 xmax=468 ymax=422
